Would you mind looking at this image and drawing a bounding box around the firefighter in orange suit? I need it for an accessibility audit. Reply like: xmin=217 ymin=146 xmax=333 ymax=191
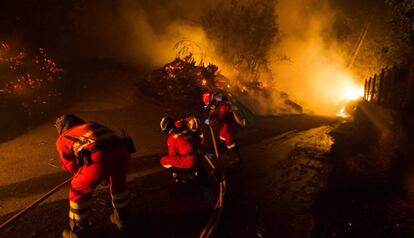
xmin=160 ymin=116 xmax=198 ymax=170
xmin=55 ymin=114 xmax=132 ymax=238
xmin=202 ymin=92 xmax=241 ymax=163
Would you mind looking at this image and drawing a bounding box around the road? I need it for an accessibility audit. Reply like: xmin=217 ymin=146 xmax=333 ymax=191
xmin=0 ymin=65 xmax=339 ymax=237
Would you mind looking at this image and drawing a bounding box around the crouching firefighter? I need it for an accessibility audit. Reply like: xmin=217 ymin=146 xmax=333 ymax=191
xmin=202 ymin=91 xmax=242 ymax=164
xmin=160 ymin=116 xmax=204 ymax=183
xmin=55 ymin=114 xmax=135 ymax=238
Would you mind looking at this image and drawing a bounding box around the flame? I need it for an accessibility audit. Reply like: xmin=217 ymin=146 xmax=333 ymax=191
xmin=340 ymin=84 xmax=364 ymax=102
xmin=335 ymin=77 xmax=364 ymax=118
xmin=336 ymin=107 xmax=347 ymax=118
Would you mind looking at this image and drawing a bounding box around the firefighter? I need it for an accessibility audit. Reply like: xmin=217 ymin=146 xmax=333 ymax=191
xmin=174 ymin=116 xmax=205 ymax=148
xmin=55 ymin=114 xmax=132 ymax=238
xmin=202 ymin=91 xmax=242 ymax=164
xmin=160 ymin=116 xmax=202 ymax=183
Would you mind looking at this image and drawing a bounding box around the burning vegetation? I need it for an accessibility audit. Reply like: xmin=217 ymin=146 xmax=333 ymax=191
xmin=137 ymin=53 xmax=303 ymax=114
xmin=137 ymin=54 xmax=221 ymax=105
xmin=0 ymin=42 xmax=63 ymax=139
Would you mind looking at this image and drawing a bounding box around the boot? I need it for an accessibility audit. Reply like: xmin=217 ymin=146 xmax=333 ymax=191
xmin=62 ymin=219 xmax=90 ymax=238
xmin=110 ymin=208 xmax=129 ymax=231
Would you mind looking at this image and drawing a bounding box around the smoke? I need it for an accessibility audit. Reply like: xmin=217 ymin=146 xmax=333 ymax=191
xmin=70 ymin=0 xmax=221 ymax=69
xmin=116 ymin=0 xmax=356 ymax=115
xmin=62 ymin=0 xmax=217 ymax=69
xmin=118 ymin=0 xmax=216 ymax=68
xmin=69 ymin=0 xmax=364 ymax=115
xmin=268 ymin=0 xmax=360 ymax=115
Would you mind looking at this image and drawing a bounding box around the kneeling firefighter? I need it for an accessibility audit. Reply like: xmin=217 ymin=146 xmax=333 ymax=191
xmin=55 ymin=114 xmax=135 ymax=238
xmin=160 ymin=116 xmax=204 ymax=183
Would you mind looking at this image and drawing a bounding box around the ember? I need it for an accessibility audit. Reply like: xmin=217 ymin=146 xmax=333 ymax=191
xmin=0 ymin=42 xmax=63 ymax=129
xmin=138 ymin=53 xmax=228 ymax=106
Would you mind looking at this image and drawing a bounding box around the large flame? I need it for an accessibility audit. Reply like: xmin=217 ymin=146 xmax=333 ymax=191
xmin=340 ymin=83 xmax=364 ymax=102
xmin=335 ymin=75 xmax=364 ymax=118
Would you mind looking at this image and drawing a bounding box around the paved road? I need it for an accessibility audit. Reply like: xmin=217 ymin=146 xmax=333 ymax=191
xmin=0 ymin=66 xmax=338 ymax=237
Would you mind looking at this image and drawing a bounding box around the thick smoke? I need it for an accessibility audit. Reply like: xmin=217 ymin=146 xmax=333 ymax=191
xmin=269 ymin=0 xmax=360 ymax=115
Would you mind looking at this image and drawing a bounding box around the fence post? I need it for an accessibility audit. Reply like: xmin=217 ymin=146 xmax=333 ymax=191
xmin=390 ymin=67 xmax=397 ymax=108
xmin=378 ymin=69 xmax=385 ymax=105
xmin=367 ymin=77 xmax=372 ymax=102
xmin=371 ymin=74 xmax=377 ymax=102
xmin=364 ymin=79 xmax=368 ymax=101
xmin=384 ymin=69 xmax=392 ymax=107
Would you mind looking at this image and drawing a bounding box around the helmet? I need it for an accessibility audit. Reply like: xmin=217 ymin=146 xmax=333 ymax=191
xmin=202 ymin=92 xmax=213 ymax=106
xmin=186 ymin=117 xmax=200 ymax=132
xmin=174 ymin=119 xmax=184 ymax=129
xmin=160 ymin=116 xmax=175 ymax=135
xmin=55 ymin=114 xmax=85 ymax=134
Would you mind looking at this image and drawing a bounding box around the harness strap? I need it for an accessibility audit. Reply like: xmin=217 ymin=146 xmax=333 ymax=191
xmin=65 ymin=135 xmax=123 ymax=155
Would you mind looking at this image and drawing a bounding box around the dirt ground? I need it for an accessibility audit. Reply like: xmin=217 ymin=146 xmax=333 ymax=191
xmin=0 ymin=63 xmax=339 ymax=237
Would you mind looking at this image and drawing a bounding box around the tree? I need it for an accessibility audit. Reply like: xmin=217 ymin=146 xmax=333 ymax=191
xmin=202 ymin=0 xmax=279 ymax=82
xmin=386 ymin=0 xmax=414 ymax=58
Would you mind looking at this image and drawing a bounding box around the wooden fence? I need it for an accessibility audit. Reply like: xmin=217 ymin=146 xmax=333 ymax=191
xmin=363 ymin=65 xmax=414 ymax=111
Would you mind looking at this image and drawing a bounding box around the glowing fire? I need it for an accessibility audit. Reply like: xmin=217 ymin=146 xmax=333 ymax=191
xmin=336 ymin=82 xmax=364 ymax=118
xmin=341 ymin=84 xmax=364 ymax=102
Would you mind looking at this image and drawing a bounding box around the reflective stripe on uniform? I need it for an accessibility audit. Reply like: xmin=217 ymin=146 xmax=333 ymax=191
xmin=111 ymin=192 xmax=129 ymax=209
xmin=227 ymin=143 xmax=236 ymax=149
xmin=70 ymin=200 xmax=91 ymax=209
xmin=219 ymin=136 xmax=226 ymax=141
xmin=69 ymin=209 xmax=89 ymax=220
xmin=69 ymin=200 xmax=90 ymax=221
xmin=71 ymin=124 xmax=116 ymax=156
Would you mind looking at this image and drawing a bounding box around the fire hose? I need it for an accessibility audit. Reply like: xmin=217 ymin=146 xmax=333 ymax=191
xmin=198 ymin=125 xmax=227 ymax=238
xmin=209 ymin=125 xmax=220 ymax=160
xmin=0 ymin=176 xmax=73 ymax=230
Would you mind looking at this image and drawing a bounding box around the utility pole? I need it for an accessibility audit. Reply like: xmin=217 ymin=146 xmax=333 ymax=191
xmin=347 ymin=3 xmax=379 ymax=69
